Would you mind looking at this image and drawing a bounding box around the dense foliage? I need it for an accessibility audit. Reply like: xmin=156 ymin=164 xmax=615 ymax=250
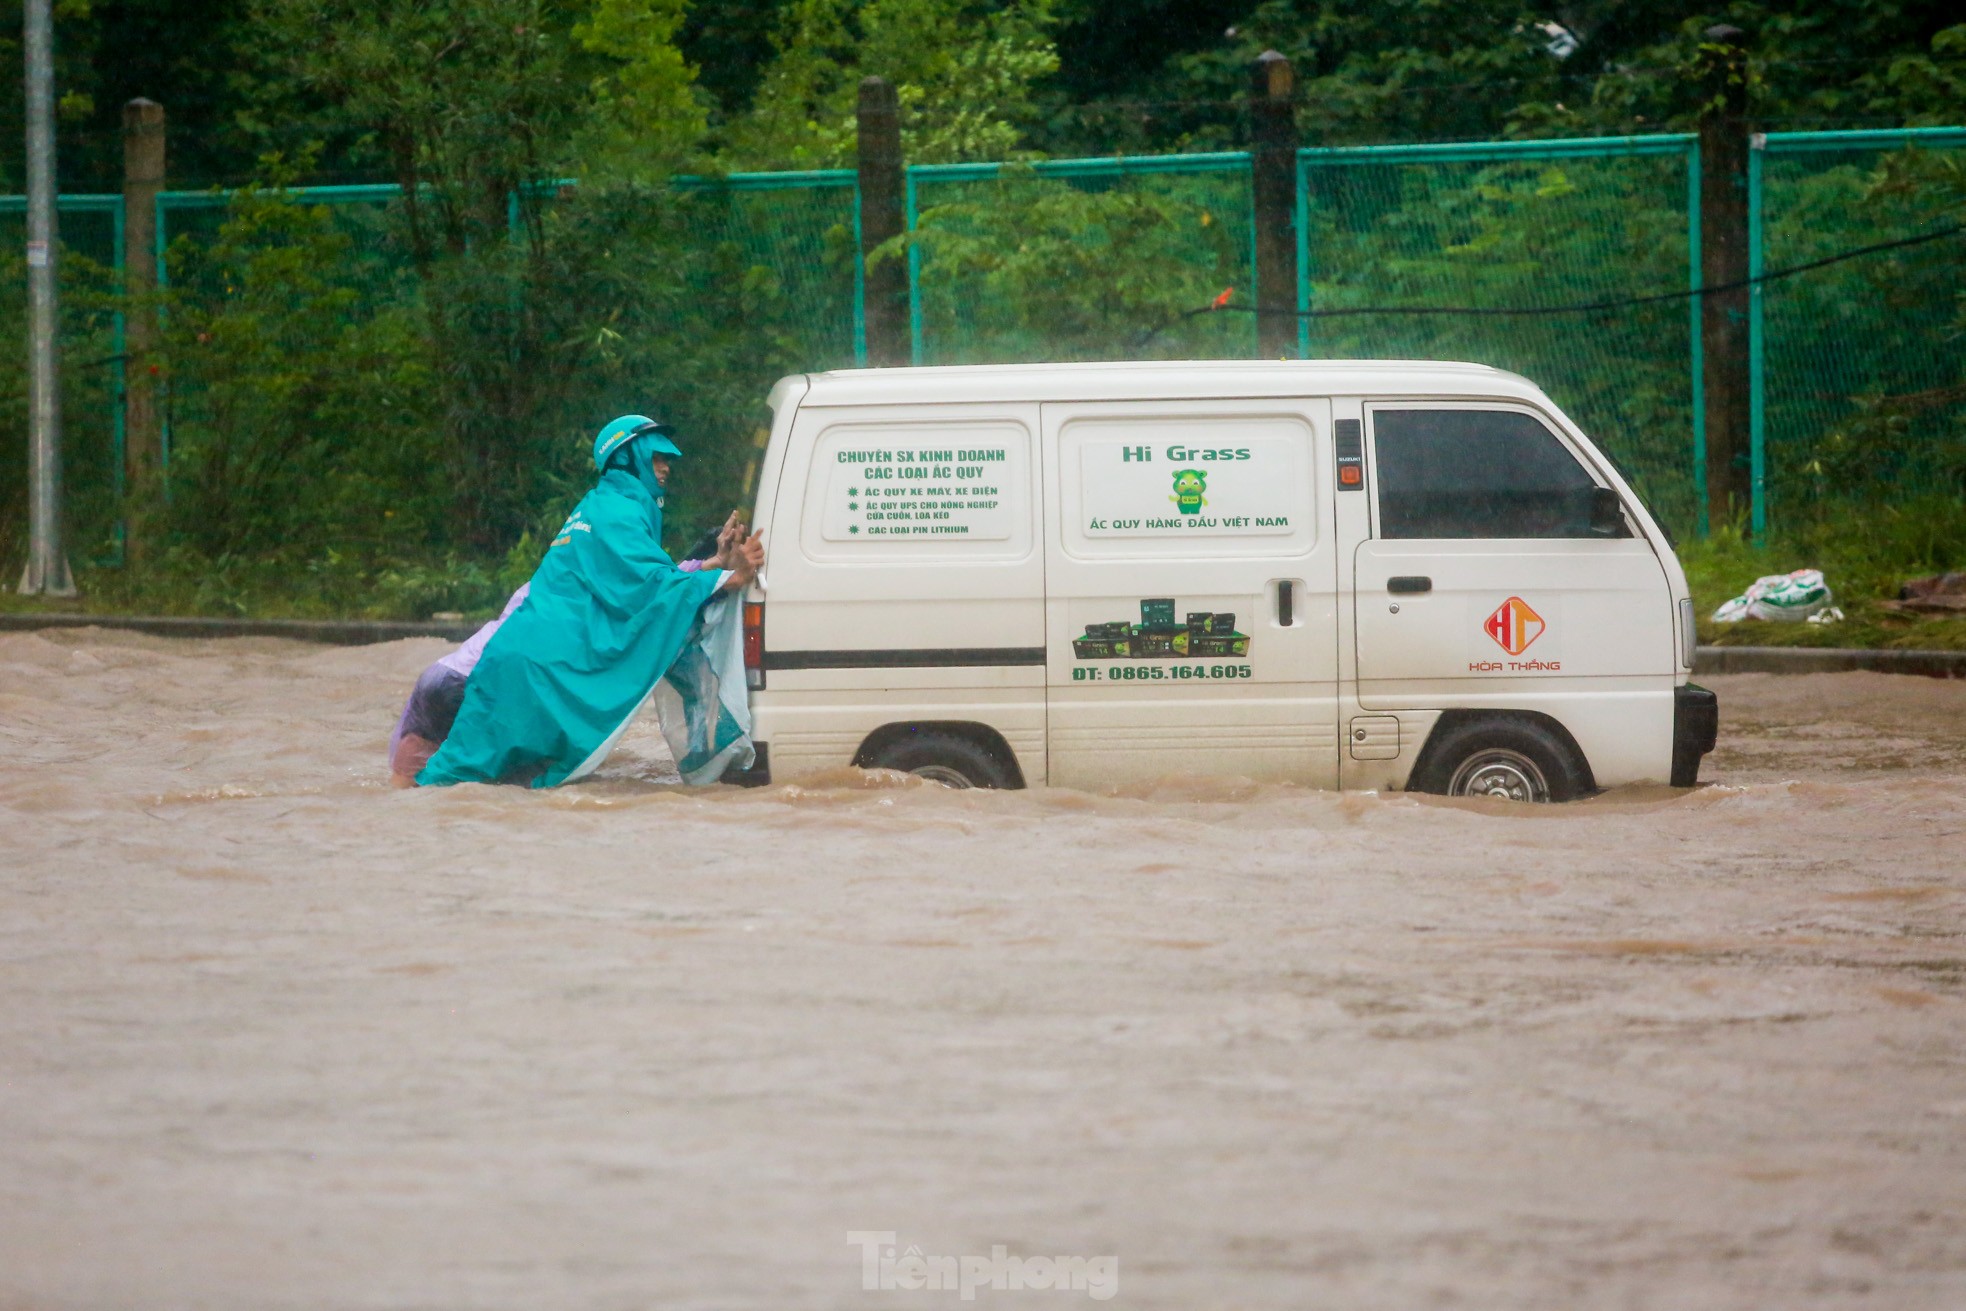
xmin=0 ymin=1 xmax=1961 ymax=618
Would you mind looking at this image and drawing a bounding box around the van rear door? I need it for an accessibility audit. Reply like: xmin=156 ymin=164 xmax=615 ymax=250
xmin=756 ymin=401 xmax=1047 ymax=782
xmin=1042 ymin=399 xmax=1339 ymax=788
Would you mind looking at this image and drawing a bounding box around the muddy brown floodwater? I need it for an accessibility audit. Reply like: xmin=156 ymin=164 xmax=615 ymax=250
xmin=2 ymin=629 xmax=1963 ymax=1310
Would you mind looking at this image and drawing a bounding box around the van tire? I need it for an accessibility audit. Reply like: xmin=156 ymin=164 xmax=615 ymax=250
xmin=1409 ymin=716 xmax=1589 ymax=803
xmin=864 ymin=730 xmax=1017 ymax=790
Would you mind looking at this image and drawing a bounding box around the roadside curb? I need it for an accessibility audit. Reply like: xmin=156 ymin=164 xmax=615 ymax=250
xmin=1693 ymin=645 xmax=1966 ymax=678
xmin=0 ymin=612 xmax=479 ymax=644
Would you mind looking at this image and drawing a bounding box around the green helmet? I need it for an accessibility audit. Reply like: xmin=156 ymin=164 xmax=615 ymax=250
xmin=593 ymin=414 xmax=682 ymax=473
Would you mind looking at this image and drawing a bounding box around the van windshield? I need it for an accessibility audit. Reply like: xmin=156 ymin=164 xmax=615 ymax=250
xmin=1372 ymin=408 xmax=1602 ymax=539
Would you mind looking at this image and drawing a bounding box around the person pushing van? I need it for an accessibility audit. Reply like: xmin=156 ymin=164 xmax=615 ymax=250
xmin=386 ymin=510 xmax=744 ymax=786
xmin=386 ymin=513 xmax=742 ymax=788
xmin=416 ymin=414 xmax=763 ymax=788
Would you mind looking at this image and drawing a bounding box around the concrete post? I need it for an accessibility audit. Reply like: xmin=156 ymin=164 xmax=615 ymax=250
xmin=856 ymin=77 xmax=908 ymax=368
xmin=20 ymin=0 xmax=75 ymax=596
xmin=1250 ymin=51 xmax=1298 ymax=361
xmin=1698 ymin=25 xmax=1753 ymax=532
xmin=122 ymin=98 xmax=165 ymax=524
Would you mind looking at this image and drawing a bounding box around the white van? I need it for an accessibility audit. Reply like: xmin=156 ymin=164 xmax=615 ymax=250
xmin=731 ymin=361 xmax=1717 ymax=801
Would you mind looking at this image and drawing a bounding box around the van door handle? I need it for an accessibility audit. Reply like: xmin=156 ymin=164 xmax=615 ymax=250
xmin=1276 ymin=579 xmax=1294 ymax=627
xmin=1387 ymin=576 xmax=1432 ymax=594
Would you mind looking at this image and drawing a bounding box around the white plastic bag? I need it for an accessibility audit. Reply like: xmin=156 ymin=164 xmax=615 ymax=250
xmin=1711 ymin=569 xmax=1836 ymax=623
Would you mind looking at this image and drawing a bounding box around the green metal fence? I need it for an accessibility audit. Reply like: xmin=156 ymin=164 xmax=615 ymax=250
xmin=676 ymin=170 xmax=862 ymax=368
xmin=139 ymin=173 xmax=872 ymax=560
xmin=9 ymin=125 xmax=1964 ymax=565
xmin=1296 ymin=136 xmax=1705 ymax=537
xmin=1749 ymin=127 xmax=1966 ymax=534
xmin=154 ymin=184 xmax=414 ymax=472
xmin=905 ymin=153 xmax=1257 ymax=364
xmin=1 ymin=193 xmax=125 ymax=563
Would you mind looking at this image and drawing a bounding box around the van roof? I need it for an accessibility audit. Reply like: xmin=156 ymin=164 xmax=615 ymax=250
xmin=795 ymin=359 xmax=1543 ymax=407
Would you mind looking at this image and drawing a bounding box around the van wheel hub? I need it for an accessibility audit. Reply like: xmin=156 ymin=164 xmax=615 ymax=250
xmin=910 ymin=764 xmax=974 ymax=789
xmin=1448 ymin=749 xmax=1551 ymax=803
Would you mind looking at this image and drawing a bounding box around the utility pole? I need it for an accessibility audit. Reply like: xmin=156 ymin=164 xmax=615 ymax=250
xmin=123 ymin=97 xmax=166 ymax=549
xmin=1249 ymin=51 xmax=1299 ymax=361
xmin=856 ymin=76 xmax=908 ymax=368
xmin=1697 ymin=24 xmax=1753 ymax=533
xmin=19 ymin=0 xmax=75 ymax=596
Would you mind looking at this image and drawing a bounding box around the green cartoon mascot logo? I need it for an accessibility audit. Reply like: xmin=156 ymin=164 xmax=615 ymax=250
xmin=1170 ymin=468 xmax=1208 ymax=515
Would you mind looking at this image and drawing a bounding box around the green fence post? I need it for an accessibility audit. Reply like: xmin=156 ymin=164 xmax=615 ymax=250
xmin=906 ymin=168 xmax=922 ymax=365
xmin=1747 ymin=133 xmax=1766 ymax=537
xmin=1686 ymin=138 xmax=1706 ymax=537
xmin=1294 ymin=152 xmax=1311 ymax=359
xmin=154 ymin=192 xmax=171 ymax=477
xmin=109 ymin=193 xmax=126 ymax=565
xmin=851 ymin=183 xmax=867 ymax=366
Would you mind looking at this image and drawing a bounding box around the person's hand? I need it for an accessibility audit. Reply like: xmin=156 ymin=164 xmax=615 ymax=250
xmin=721 ymin=531 xmax=764 ymax=590
xmin=710 ymin=510 xmax=744 ymax=568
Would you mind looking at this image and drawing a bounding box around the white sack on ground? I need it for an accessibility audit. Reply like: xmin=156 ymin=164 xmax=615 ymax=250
xmin=1712 ymin=568 xmax=1836 ymax=623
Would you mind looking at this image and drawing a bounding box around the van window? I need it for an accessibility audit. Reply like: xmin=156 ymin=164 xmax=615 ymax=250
xmin=1371 ymin=408 xmax=1601 ymax=539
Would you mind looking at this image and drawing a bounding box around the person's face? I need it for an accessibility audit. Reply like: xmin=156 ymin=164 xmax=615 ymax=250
xmin=650 ymin=454 xmax=672 ymax=488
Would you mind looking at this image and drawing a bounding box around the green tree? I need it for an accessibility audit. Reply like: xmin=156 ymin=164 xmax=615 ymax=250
xmin=895 ymin=166 xmax=1249 ymax=362
xmin=719 ymin=0 xmax=1060 ymax=168
xmin=1865 ymin=20 xmax=1966 ymax=125
xmin=1030 ymin=1 xmax=1966 ymax=156
xmin=155 ymin=172 xmax=440 ymax=561
xmin=234 ymin=0 xmax=707 ymax=548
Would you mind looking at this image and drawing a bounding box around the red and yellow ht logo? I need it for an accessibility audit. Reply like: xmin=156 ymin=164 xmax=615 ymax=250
xmin=1483 ymin=597 xmax=1546 ymax=656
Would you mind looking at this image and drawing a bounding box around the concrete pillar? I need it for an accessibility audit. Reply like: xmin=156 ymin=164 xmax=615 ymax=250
xmin=1250 ymin=51 xmax=1299 ymax=361
xmin=856 ymin=77 xmax=908 ymax=367
xmin=1698 ymin=26 xmax=1753 ymax=530
xmin=122 ymin=98 xmax=166 ymax=520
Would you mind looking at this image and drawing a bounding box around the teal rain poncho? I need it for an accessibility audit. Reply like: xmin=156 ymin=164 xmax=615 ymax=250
xmin=417 ymin=444 xmax=728 ymax=788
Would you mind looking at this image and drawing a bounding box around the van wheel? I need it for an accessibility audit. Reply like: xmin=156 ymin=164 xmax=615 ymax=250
xmin=1411 ymin=717 xmax=1587 ymax=803
xmin=865 ymin=731 xmax=1016 ymax=790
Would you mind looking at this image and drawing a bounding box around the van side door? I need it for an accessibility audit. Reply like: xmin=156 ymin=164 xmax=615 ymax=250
xmin=1351 ymin=404 xmax=1677 ymax=785
xmin=1042 ymin=399 xmax=1339 ymax=789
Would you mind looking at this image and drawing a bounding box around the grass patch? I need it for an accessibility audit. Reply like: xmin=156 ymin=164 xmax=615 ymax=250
xmin=1682 ymin=496 xmax=1966 ymax=650
xmin=0 ymin=540 xmax=540 ymax=624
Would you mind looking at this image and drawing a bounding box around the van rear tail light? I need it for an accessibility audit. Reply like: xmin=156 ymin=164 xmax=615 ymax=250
xmin=743 ymin=601 xmax=765 ymax=690
xmin=1679 ymin=598 xmax=1696 ymax=668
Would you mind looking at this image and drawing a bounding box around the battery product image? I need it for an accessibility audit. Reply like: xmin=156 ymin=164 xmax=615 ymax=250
xmin=1071 ymin=599 xmax=1253 ymax=661
xmin=1187 ymin=633 xmax=1250 ymax=657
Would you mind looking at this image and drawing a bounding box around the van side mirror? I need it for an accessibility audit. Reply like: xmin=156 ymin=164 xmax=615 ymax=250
xmin=1588 ymin=486 xmax=1629 ymax=538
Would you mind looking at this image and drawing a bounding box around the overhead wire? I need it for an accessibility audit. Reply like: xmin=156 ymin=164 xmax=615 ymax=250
xmin=1132 ymin=221 xmax=1965 ymax=347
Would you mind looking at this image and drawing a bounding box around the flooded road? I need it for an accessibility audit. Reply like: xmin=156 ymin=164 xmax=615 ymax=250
xmin=2 ymin=629 xmax=1963 ymax=1309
